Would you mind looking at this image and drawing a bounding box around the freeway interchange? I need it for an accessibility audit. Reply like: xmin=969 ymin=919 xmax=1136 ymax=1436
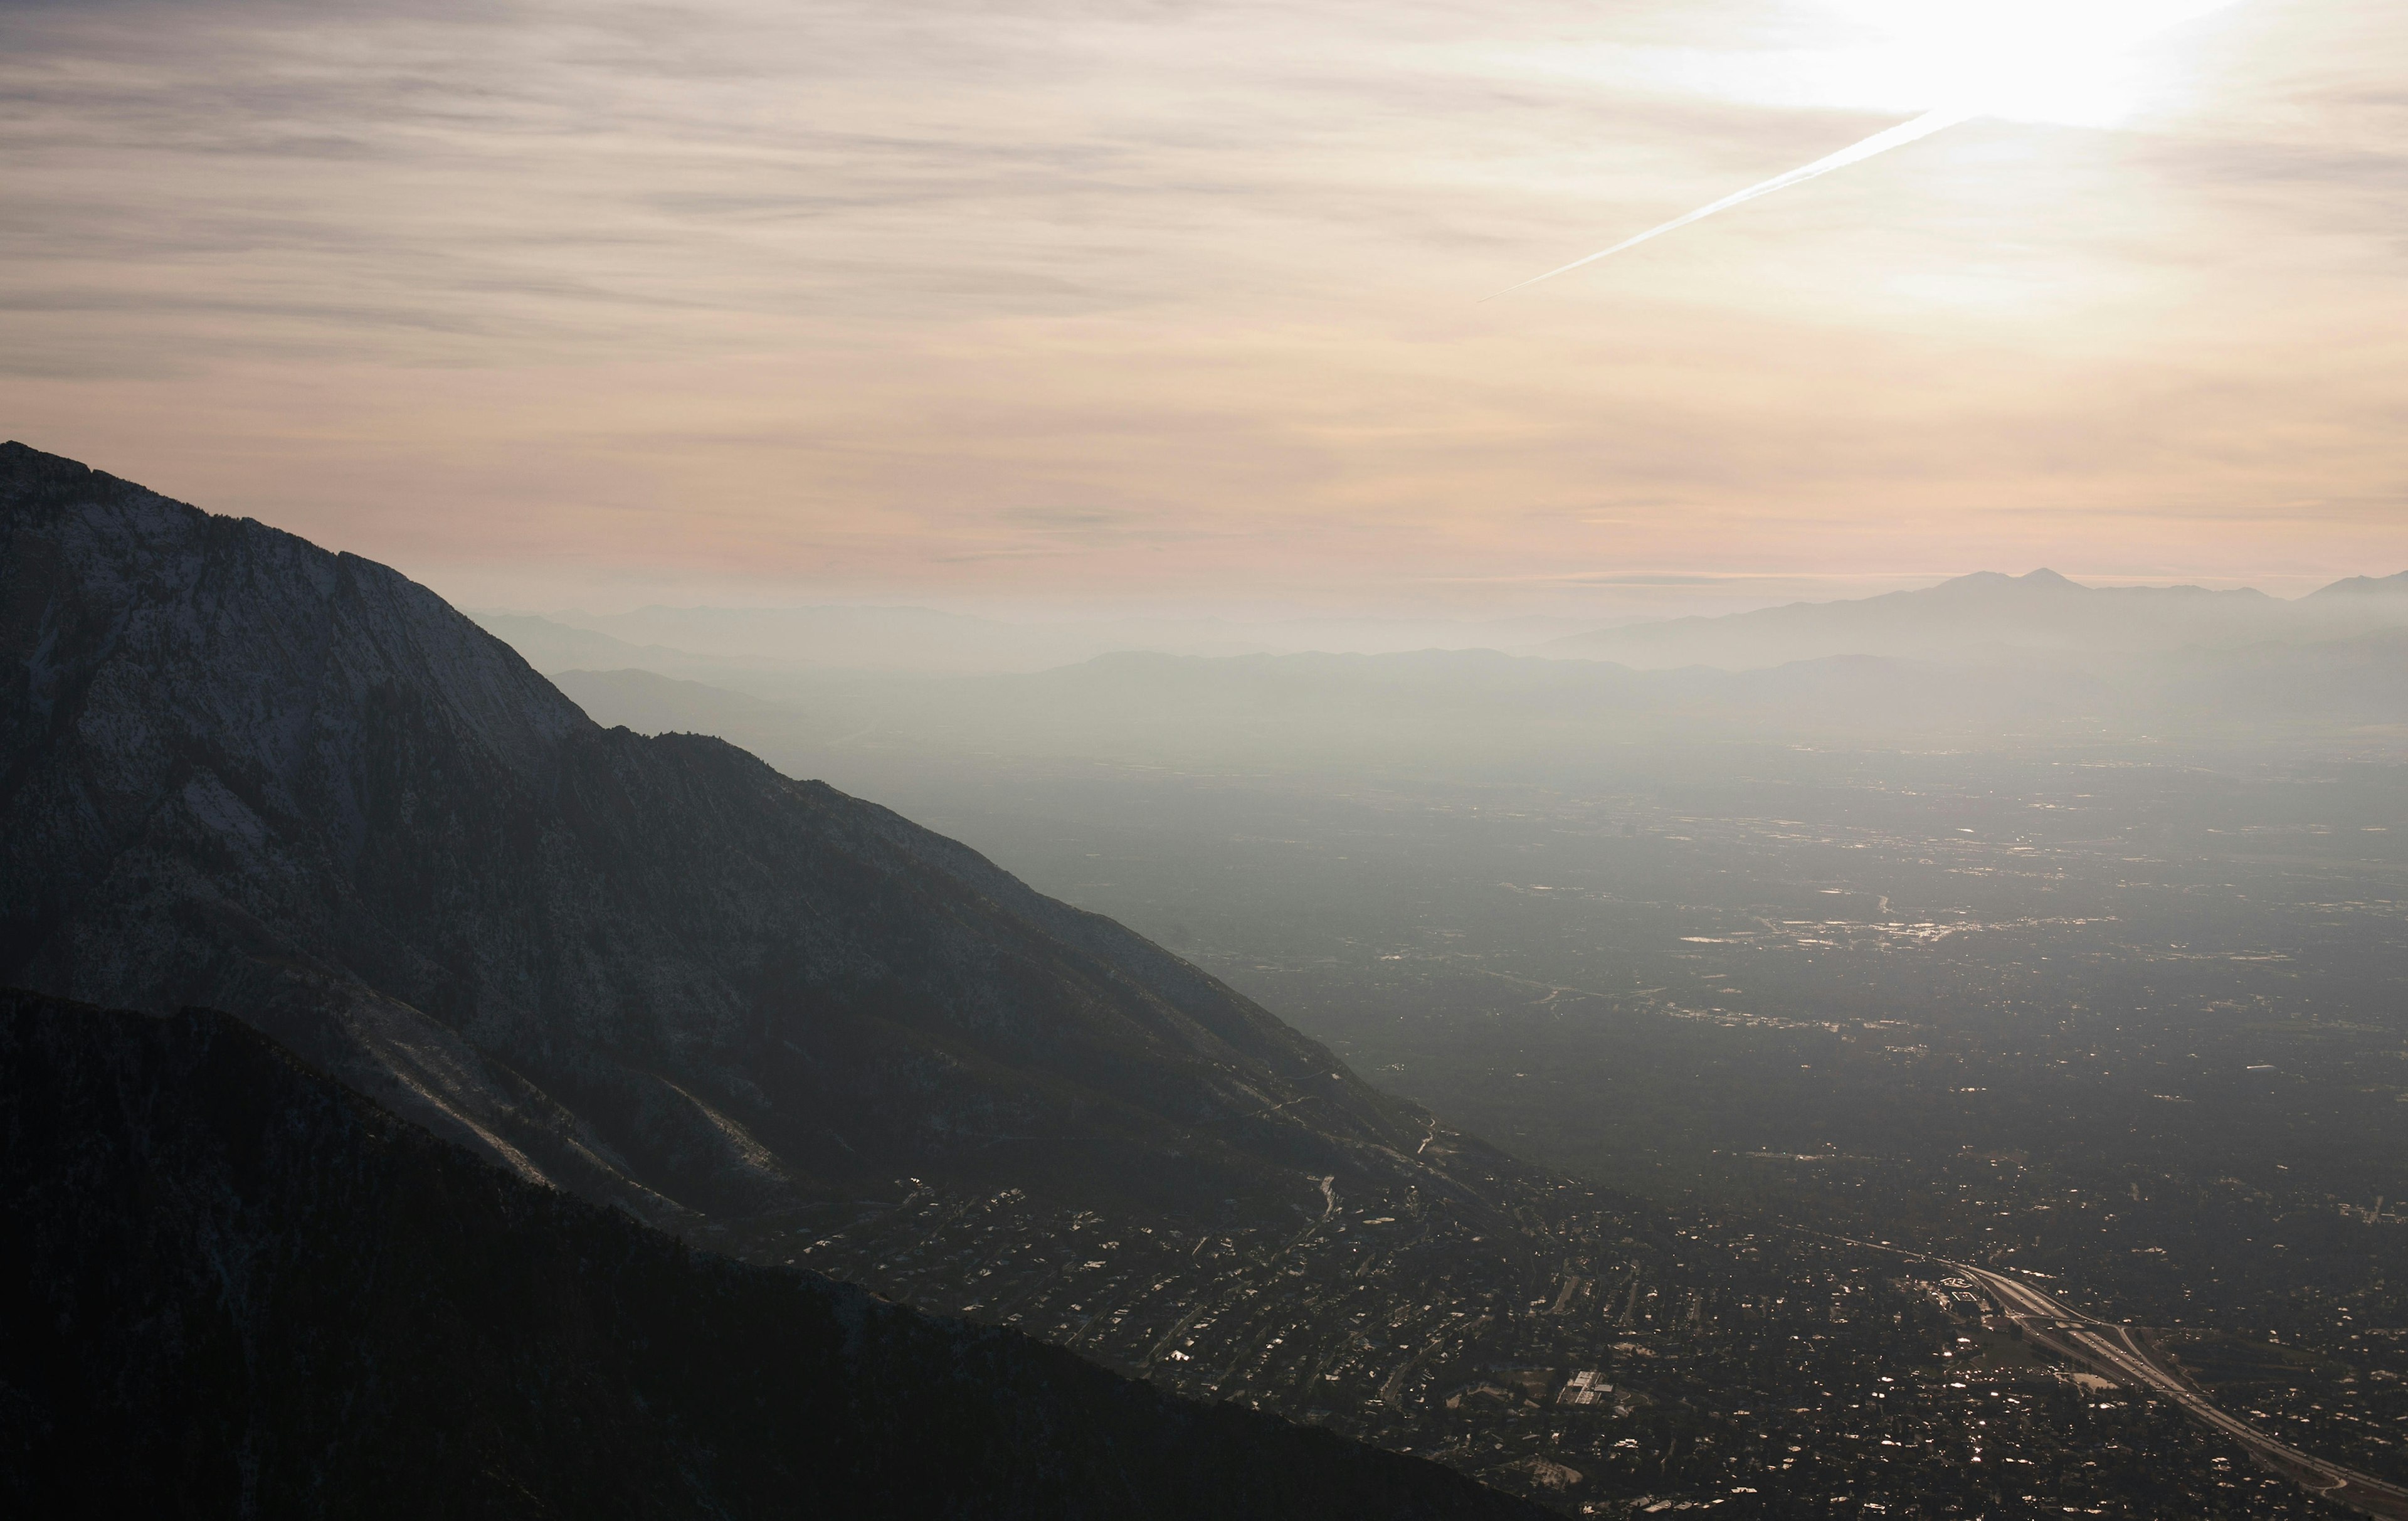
xmin=1951 ymin=1261 xmax=2408 ymax=1520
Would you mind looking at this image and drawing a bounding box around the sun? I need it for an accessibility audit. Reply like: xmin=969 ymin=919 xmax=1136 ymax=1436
xmin=1814 ymin=0 xmax=2244 ymax=126
xmin=1510 ymin=0 xmax=2249 ymax=135
xmin=1489 ymin=0 xmax=2252 ymax=294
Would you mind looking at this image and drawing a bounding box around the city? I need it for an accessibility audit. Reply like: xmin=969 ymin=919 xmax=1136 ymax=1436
xmin=722 ymin=1160 xmax=2401 ymax=1516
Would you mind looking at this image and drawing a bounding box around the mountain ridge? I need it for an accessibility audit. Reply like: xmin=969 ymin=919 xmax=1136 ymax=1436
xmin=2311 ymin=570 xmax=2408 ymax=599
xmin=0 ymin=440 xmax=1509 ymax=1230
xmin=1541 ymin=567 xmax=2408 ymax=670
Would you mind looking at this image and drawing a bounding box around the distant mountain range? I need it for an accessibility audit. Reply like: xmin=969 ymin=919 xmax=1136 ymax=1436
xmin=2313 ymin=570 xmax=2408 ymax=600
xmin=1539 ymin=568 xmax=2408 ymax=671
xmin=471 ymin=612 xmax=726 ymax=681
xmin=0 ymin=442 xmax=1509 ymax=1231
xmin=476 ymin=571 xmax=2408 ymax=689
xmin=472 ymin=605 xmax=1588 ymax=677
xmin=541 ymin=624 xmax=2408 ymax=798
xmin=0 ymin=989 xmax=1540 ymax=1520
xmin=477 ymin=568 xmax=2408 ymax=771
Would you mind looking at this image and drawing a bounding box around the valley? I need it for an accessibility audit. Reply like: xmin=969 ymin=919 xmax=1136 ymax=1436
xmin=554 ymin=671 xmax=2408 ymax=1515
xmin=9 ymin=0 xmax=2400 ymax=1505
xmin=8 ymin=445 xmax=2405 ymax=1518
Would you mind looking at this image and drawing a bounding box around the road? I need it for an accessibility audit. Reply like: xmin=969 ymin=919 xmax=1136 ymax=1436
xmin=1951 ymin=1261 xmax=2408 ymax=1521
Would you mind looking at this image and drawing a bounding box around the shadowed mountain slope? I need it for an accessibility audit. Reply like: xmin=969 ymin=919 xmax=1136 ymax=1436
xmin=0 ymin=989 xmax=1546 ymax=1521
xmin=0 ymin=441 xmax=1505 ymax=1226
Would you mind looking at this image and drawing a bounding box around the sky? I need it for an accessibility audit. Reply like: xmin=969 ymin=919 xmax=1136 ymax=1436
xmin=1 ymin=0 xmax=2402 ymax=619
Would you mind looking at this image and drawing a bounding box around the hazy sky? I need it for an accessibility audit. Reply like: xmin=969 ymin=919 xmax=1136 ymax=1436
xmin=3 ymin=0 xmax=2400 ymax=617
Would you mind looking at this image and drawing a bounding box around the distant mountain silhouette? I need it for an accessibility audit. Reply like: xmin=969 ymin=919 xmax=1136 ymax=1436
xmin=475 ymin=605 xmax=1593 ymax=678
xmin=546 ymin=627 xmax=2408 ymax=788
xmin=0 ymin=442 xmax=1508 ymax=1228
xmin=2310 ymin=570 xmax=2408 ymax=599
xmin=549 ymin=647 xmax=2123 ymax=776
xmin=0 ymin=988 xmax=1544 ymax=1521
xmin=1543 ymin=568 xmax=2408 ymax=671
xmin=470 ymin=612 xmax=717 ymax=677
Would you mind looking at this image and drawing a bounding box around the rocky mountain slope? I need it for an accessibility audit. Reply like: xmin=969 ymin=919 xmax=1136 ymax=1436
xmin=0 ymin=440 xmax=1509 ymax=1227
xmin=0 ymin=988 xmax=1545 ymax=1521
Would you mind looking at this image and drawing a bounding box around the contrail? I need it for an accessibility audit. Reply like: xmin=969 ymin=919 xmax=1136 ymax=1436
xmin=1487 ymin=0 xmax=2247 ymax=299
xmin=1482 ymin=104 xmax=1977 ymax=300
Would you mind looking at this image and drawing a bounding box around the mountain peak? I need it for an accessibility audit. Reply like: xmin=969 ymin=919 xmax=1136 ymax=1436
xmin=1544 ymin=559 xmax=2408 ymax=671
xmin=2311 ymin=570 xmax=2408 ymax=598
xmin=1930 ymin=568 xmax=2078 ymax=594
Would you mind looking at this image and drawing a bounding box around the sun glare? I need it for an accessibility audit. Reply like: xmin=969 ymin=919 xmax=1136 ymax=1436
xmin=1517 ymin=0 xmax=2249 ymax=132
xmin=1815 ymin=0 xmax=2244 ymax=125
xmin=1488 ymin=0 xmax=2252 ymax=295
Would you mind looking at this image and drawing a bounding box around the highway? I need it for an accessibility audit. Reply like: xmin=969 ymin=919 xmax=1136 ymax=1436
xmin=1950 ymin=1261 xmax=2408 ymax=1520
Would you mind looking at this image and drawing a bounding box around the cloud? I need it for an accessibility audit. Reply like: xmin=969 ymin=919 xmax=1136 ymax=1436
xmin=0 ymin=0 xmax=2402 ymax=611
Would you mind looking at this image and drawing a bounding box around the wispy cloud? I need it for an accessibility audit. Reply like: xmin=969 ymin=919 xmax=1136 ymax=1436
xmin=0 ymin=0 xmax=2401 ymax=612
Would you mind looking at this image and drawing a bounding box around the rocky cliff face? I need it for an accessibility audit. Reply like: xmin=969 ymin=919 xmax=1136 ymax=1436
xmin=0 ymin=442 xmax=1506 ymax=1226
xmin=0 ymin=988 xmax=1546 ymax=1521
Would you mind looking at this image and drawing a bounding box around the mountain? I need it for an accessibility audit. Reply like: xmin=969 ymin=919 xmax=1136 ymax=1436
xmin=528 ymin=602 xmax=1120 ymax=674
xmin=547 ymin=648 xmax=2122 ymax=787
xmin=485 ymin=605 xmax=1594 ymax=679
xmin=0 ymin=441 xmax=1505 ymax=1229
xmin=553 ymin=630 xmax=2408 ymax=814
xmin=0 ymin=988 xmax=1544 ymax=1521
xmin=1540 ymin=568 xmax=2408 ymax=671
xmin=469 ymin=612 xmax=719 ymax=678
xmin=2311 ymin=571 xmax=2408 ymax=600
xmin=2154 ymin=625 xmax=2408 ymax=728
